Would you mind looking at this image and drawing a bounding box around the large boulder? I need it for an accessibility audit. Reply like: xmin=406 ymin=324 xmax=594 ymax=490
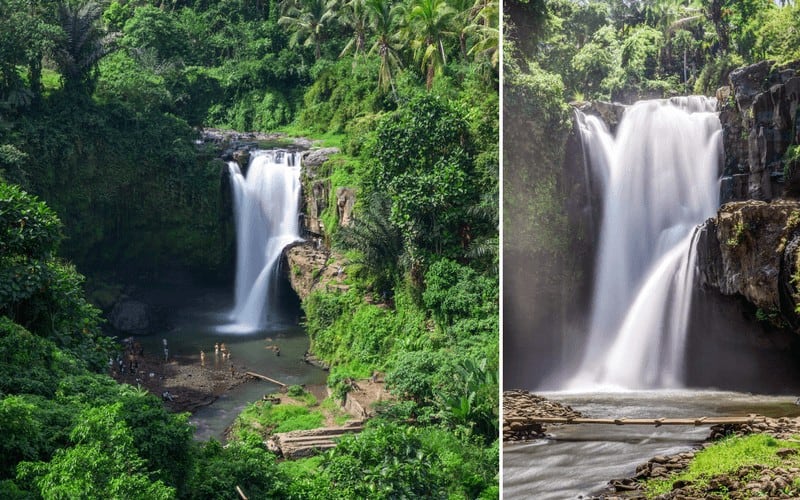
xmin=108 ymin=299 xmax=156 ymax=335
xmin=574 ymin=100 xmax=626 ymax=133
xmin=300 ymin=147 xmax=340 ymax=171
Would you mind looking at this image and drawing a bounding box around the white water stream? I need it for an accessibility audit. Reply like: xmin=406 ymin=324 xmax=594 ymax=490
xmin=503 ymin=391 xmax=800 ymax=499
xmin=223 ymin=150 xmax=302 ymax=333
xmin=569 ymin=97 xmax=722 ymax=390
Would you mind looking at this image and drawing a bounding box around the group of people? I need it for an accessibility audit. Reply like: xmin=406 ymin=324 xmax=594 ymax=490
xmin=198 ymin=342 xmax=231 ymax=368
xmin=109 ymin=338 xmax=144 ymax=377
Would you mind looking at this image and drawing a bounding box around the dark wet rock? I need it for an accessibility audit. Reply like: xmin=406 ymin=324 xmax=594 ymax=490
xmin=575 ymin=100 xmax=626 ymax=133
xmin=303 ymin=352 xmax=330 ymax=371
xmin=696 ymin=199 xmax=800 ymax=332
xmin=232 ymin=149 xmax=250 ymax=170
xmin=335 ymin=187 xmax=355 ymax=227
xmin=298 ymin=148 xmax=341 ymax=237
xmin=719 ymin=60 xmax=800 ymax=202
xmin=108 ymin=299 xmax=155 ymax=335
xmin=300 ymin=147 xmax=340 ymax=168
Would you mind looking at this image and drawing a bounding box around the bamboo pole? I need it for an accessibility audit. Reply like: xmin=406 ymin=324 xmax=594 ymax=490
xmin=505 ymin=416 xmax=765 ymax=427
xmin=236 ymin=485 xmax=248 ymax=500
xmin=245 ymin=371 xmax=287 ymax=387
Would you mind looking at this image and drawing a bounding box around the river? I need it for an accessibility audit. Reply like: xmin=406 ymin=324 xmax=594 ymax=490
xmin=503 ymin=390 xmax=800 ymax=499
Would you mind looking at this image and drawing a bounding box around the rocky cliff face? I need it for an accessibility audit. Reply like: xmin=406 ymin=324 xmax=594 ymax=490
xmin=718 ymin=61 xmax=800 ymax=202
xmin=697 ymin=200 xmax=800 ymax=331
xmin=297 ymin=147 xmax=340 ymax=236
xmin=284 ymin=146 xmax=357 ymax=302
xmin=284 ymin=242 xmax=349 ymax=301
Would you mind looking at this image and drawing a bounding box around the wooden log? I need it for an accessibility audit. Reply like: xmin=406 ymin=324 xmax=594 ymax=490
xmin=504 ymin=416 xmax=765 ymax=426
xmin=245 ymin=371 xmax=287 ymax=387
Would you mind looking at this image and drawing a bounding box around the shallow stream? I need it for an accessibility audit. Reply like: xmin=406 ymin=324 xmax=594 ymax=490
xmin=503 ymin=390 xmax=800 ymax=499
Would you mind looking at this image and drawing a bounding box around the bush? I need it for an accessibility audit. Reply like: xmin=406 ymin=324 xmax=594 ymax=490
xmin=0 ymin=183 xmax=61 ymax=260
xmin=186 ymin=440 xmax=287 ymax=500
xmin=0 ymin=319 xmax=83 ymax=397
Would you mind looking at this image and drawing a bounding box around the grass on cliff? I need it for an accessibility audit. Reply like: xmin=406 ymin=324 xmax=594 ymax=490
xmin=277 ymin=123 xmax=345 ymax=149
xmin=644 ymin=434 xmax=800 ymax=497
xmin=230 ymin=386 xmax=354 ymax=442
xmin=232 ymin=402 xmax=325 ymax=442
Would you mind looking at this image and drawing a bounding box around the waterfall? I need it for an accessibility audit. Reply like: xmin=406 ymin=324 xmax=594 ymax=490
xmin=223 ymin=150 xmax=301 ymax=333
xmin=569 ymin=97 xmax=722 ymax=390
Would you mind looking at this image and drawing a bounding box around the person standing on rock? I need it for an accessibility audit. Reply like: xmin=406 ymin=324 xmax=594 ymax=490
xmin=200 ymin=350 xmax=206 ymax=367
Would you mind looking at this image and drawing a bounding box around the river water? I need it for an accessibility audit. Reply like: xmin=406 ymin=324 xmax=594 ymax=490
xmin=133 ymin=283 xmax=327 ymax=441
xmin=503 ymin=390 xmax=800 ymax=499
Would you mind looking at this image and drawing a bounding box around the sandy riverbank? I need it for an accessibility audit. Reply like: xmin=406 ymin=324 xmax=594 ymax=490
xmin=110 ymin=348 xmax=252 ymax=413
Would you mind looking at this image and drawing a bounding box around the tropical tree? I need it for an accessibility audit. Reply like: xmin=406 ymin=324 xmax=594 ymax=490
xmin=466 ymin=0 xmax=499 ymax=68
xmin=52 ymin=1 xmax=117 ymax=93
xmin=339 ymin=0 xmax=369 ymax=61
xmin=449 ymin=0 xmax=478 ymax=60
xmin=0 ymin=0 xmax=59 ymax=104
xmin=365 ymin=0 xmax=403 ymax=94
xmin=407 ymin=0 xmax=455 ymax=89
xmin=335 ymin=193 xmax=404 ymax=292
xmin=279 ymin=0 xmax=337 ymax=60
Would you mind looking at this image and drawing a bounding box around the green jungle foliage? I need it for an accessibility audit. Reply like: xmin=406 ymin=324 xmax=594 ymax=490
xmin=508 ymin=0 xmax=800 ymax=103
xmin=0 ymin=0 xmax=498 ymax=497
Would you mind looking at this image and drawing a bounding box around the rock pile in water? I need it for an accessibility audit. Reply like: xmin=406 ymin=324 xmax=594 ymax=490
xmin=503 ymin=390 xmax=583 ymax=442
xmin=709 ymin=415 xmax=800 ymax=440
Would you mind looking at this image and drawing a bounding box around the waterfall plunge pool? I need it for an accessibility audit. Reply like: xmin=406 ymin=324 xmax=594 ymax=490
xmin=502 ymin=390 xmax=800 ymax=499
xmin=132 ymin=283 xmax=327 ymax=441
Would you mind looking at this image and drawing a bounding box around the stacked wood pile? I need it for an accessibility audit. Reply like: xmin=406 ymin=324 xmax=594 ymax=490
xmin=266 ymin=420 xmax=365 ymax=459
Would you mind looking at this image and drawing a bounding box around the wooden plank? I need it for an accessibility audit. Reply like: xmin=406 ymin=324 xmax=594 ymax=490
xmin=282 ymin=439 xmax=337 ymax=446
xmin=281 ymin=433 xmax=357 ymax=444
xmin=285 ymin=443 xmax=338 ymax=450
xmin=245 ymin=371 xmax=287 ymax=387
xmin=505 ymin=416 xmax=765 ymax=426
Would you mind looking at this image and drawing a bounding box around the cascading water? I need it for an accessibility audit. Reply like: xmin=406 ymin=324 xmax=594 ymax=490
xmin=223 ymin=150 xmax=301 ymax=332
xmin=569 ymin=97 xmax=722 ymax=389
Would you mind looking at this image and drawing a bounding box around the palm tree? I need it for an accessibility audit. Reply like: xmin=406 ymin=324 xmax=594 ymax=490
xmin=365 ymin=0 xmax=403 ymax=95
xmin=334 ymin=194 xmax=404 ymax=292
xmin=705 ymin=0 xmax=730 ymax=54
xmin=339 ymin=0 xmax=369 ymax=62
xmin=53 ymin=1 xmax=117 ymax=93
xmin=466 ymin=0 xmax=498 ymax=68
xmin=279 ymin=0 xmax=337 ymax=60
xmin=406 ymin=0 xmax=455 ymax=90
xmin=449 ymin=0 xmax=478 ymax=60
